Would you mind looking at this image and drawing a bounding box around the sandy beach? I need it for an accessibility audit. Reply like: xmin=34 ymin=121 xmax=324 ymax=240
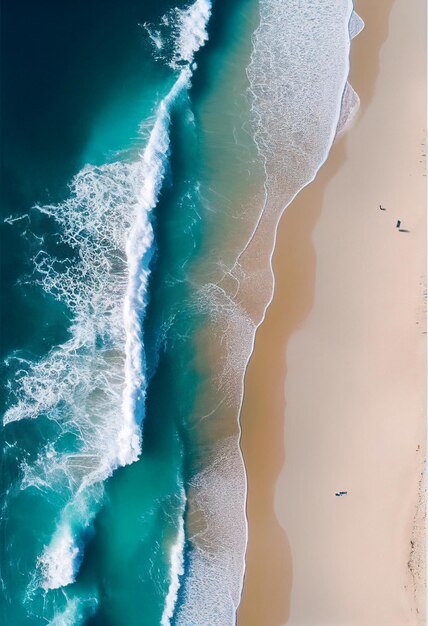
xmin=238 ymin=0 xmax=426 ymax=624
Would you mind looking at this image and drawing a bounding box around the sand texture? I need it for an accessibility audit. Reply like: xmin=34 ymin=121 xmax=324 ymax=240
xmin=238 ymin=0 xmax=426 ymax=624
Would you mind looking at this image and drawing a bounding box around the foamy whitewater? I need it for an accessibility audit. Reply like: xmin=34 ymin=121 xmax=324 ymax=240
xmin=4 ymin=0 xmax=211 ymax=599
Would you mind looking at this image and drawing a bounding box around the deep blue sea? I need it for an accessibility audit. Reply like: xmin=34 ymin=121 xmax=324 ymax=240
xmin=1 ymin=1 xmax=357 ymax=624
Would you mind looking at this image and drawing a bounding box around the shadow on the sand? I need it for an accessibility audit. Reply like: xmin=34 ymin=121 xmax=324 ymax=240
xmin=237 ymin=1 xmax=396 ymax=624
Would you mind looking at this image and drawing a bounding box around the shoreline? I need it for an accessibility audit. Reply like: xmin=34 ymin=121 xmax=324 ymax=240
xmin=238 ymin=0 xmax=426 ymax=624
xmin=233 ymin=5 xmax=365 ymax=622
xmin=232 ymin=6 xmax=357 ymax=618
xmin=187 ymin=6 xmax=356 ymax=622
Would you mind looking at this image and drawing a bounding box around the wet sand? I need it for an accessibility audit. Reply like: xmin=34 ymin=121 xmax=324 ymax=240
xmin=238 ymin=0 xmax=426 ymax=624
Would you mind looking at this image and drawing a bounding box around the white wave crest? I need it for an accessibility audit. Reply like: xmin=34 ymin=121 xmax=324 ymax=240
xmin=175 ymin=439 xmax=247 ymax=626
xmin=143 ymin=0 xmax=211 ymax=71
xmin=4 ymin=155 xmax=149 ymax=478
xmin=32 ymin=488 xmax=101 ymax=592
xmin=170 ymin=0 xmax=212 ymax=69
xmin=161 ymin=489 xmax=187 ymax=626
xmin=120 ymin=67 xmax=193 ymax=467
xmin=39 ymin=524 xmax=80 ymax=591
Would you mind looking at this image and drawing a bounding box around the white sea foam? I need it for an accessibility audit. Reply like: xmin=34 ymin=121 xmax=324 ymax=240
xmin=4 ymin=157 xmax=149 ymax=482
xmin=143 ymin=0 xmax=211 ymax=71
xmin=3 ymin=213 xmax=30 ymax=226
xmin=5 ymin=0 xmax=212 ymax=594
xmin=20 ymin=444 xmax=77 ymax=495
xmin=160 ymin=489 xmax=186 ymax=626
xmin=24 ymin=488 xmax=102 ymax=593
xmin=175 ymin=439 xmax=247 ymax=626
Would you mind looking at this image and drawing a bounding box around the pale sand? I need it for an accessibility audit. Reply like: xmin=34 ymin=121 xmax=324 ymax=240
xmin=238 ymin=0 xmax=426 ymax=625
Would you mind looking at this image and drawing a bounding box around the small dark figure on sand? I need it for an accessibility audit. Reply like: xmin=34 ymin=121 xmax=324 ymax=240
xmin=396 ymin=219 xmax=409 ymax=232
xmin=379 ymin=204 xmax=386 ymax=210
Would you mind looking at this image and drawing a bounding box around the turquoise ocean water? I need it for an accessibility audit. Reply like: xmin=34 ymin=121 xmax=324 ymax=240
xmin=1 ymin=1 xmax=360 ymax=624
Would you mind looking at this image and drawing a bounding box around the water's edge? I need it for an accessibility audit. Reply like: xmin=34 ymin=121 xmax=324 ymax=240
xmin=235 ymin=3 xmax=364 ymax=618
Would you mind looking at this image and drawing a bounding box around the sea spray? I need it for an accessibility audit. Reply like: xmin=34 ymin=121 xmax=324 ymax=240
xmin=39 ymin=523 xmax=81 ymax=591
xmin=143 ymin=0 xmax=211 ymax=71
xmin=246 ymin=0 xmax=356 ymax=196
xmin=34 ymin=487 xmax=102 ymax=593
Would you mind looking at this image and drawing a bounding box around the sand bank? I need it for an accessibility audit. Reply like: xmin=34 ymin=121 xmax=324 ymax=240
xmin=238 ymin=0 xmax=426 ymax=624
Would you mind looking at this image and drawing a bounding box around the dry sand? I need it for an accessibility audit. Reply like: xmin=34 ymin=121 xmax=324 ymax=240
xmin=238 ymin=0 xmax=426 ymax=624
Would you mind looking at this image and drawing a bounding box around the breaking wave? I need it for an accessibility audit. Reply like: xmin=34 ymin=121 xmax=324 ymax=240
xmin=4 ymin=0 xmax=212 ymax=595
xmin=143 ymin=0 xmax=211 ymax=71
xmin=160 ymin=488 xmax=186 ymax=626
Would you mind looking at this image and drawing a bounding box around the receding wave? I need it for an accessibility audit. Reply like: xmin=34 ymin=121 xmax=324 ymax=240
xmin=233 ymin=0 xmax=364 ymax=616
